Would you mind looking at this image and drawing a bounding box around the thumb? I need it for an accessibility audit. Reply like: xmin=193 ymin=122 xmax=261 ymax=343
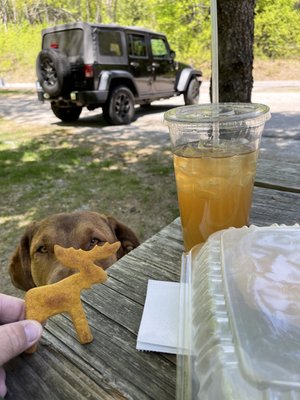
xmin=0 ymin=320 xmax=43 ymax=365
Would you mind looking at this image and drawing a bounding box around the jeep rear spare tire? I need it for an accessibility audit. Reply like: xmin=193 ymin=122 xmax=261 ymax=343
xmin=36 ymin=49 xmax=71 ymax=97
xmin=103 ymin=86 xmax=135 ymax=125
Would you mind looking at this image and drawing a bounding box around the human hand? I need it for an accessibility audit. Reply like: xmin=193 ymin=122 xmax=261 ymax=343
xmin=0 ymin=294 xmax=43 ymax=397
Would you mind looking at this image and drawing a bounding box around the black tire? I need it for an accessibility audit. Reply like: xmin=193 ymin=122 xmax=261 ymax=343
xmin=102 ymin=86 xmax=135 ymax=125
xmin=184 ymin=77 xmax=200 ymax=105
xmin=51 ymin=104 xmax=82 ymax=122
xmin=36 ymin=49 xmax=71 ymax=97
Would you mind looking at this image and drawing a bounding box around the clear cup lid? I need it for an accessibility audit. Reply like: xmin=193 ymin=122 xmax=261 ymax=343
xmin=164 ymin=103 xmax=271 ymax=128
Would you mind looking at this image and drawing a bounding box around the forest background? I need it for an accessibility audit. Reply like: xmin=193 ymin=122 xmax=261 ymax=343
xmin=0 ymin=0 xmax=300 ymax=83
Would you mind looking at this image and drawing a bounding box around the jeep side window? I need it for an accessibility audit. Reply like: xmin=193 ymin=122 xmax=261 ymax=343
xmin=128 ymin=34 xmax=147 ymax=58
xmin=151 ymin=37 xmax=169 ymax=59
xmin=98 ymin=31 xmax=123 ymax=56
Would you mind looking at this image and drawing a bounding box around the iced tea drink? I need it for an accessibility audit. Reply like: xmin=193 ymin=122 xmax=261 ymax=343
xmin=165 ymin=103 xmax=270 ymax=251
xmin=174 ymin=143 xmax=258 ymax=250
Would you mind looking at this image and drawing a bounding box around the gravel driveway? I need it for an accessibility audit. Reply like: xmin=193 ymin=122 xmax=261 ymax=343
xmin=1 ymin=80 xmax=300 ymax=128
xmin=1 ymin=81 xmax=300 ymax=163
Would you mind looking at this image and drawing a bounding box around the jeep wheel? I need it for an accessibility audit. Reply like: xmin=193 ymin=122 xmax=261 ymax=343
xmin=103 ymin=86 xmax=135 ymax=125
xmin=184 ymin=78 xmax=200 ymax=105
xmin=36 ymin=49 xmax=71 ymax=97
xmin=51 ymin=104 xmax=82 ymax=122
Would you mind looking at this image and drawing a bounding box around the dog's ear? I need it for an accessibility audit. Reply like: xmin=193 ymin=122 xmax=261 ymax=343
xmin=9 ymin=222 xmax=38 ymax=291
xmin=107 ymin=217 xmax=140 ymax=259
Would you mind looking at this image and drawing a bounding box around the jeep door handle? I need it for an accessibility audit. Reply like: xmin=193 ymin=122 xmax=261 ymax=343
xmin=152 ymin=62 xmax=160 ymax=68
xmin=130 ymin=61 xmax=140 ymax=68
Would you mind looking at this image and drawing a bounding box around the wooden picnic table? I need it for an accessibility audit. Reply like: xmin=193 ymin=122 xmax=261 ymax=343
xmin=5 ymin=132 xmax=300 ymax=400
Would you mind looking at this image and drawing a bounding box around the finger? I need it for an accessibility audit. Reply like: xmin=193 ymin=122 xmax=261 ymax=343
xmin=0 ymin=294 xmax=25 ymax=324
xmin=0 ymin=367 xmax=6 ymax=398
xmin=0 ymin=320 xmax=43 ymax=366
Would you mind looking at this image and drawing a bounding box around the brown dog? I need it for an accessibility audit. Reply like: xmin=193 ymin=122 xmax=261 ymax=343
xmin=9 ymin=211 xmax=139 ymax=291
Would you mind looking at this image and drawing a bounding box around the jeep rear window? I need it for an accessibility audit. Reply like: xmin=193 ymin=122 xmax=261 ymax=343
xmin=43 ymin=29 xmax=84 ymax=57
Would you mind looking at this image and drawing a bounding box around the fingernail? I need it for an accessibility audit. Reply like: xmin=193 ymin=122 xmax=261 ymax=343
xmin=24 ymin=321 xmax=42 ymax=344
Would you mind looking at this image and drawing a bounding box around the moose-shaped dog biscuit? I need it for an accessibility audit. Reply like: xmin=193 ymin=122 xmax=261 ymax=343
xmin=25 ymin=241 xmax=120 ymax=353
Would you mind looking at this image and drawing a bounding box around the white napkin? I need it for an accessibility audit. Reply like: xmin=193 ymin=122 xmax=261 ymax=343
xmin=136 ymin=280 xmax=181 ymax=354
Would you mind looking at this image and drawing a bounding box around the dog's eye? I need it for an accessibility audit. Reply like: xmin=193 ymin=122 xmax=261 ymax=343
xmin=88 ymin=238 xmax=105 ymax=249
xmin=36 ymin=245 xmax=48 ymax=254
xmin=90 ymin=238 xmax=100 ymax=245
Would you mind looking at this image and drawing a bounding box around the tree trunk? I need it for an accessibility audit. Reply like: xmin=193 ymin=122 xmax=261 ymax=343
xmin=1 ymin=0 xmax=8 ymax=30
xmin=85 ymin=0 xmax=90 ymax=21
xmin=216 ymin=0 xmax=256 ymax=102
xmin=95 ymin=2 xmax=102 ymax=23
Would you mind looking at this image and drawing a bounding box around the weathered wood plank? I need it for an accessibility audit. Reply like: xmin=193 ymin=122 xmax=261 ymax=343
xmin=263 ymin=113 xmax=300 ymax=140
xmin=259 ymin=136 xmax=300 ymax=163
xmin=251 ymin=186 xmax=300 ymax=226
xmin=7 ymin=296 xmax=176 ymax=400
xmin=6 ymin=344 xmax=125 ymax=400
xmin=42 ymin=311 xmax=176 ymax=400
xmin=256 ymin=159 xmax=300 ymax=193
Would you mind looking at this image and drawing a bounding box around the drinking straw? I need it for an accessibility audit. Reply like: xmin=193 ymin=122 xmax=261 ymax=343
xmin=210 ymin=0 xmax=219 ymax=145
xmin=211 ymin=0 xmax=219 ymax=105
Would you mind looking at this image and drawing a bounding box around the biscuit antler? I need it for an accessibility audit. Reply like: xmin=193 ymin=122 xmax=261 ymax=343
xmin=54 ymin=241 xmax=121 ymax=271
xmin=25 ymin=241 xmax=121 ymax=353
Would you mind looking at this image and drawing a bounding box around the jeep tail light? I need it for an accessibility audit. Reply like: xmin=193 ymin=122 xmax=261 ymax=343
xmin=84 ymin=64 xmax=94 ymax=78
xmin=50 ymin=43 xmax=59 ymax=49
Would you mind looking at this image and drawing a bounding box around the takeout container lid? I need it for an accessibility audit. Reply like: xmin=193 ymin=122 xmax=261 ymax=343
xmin=177 ymin=224 xmax=300 ymax=400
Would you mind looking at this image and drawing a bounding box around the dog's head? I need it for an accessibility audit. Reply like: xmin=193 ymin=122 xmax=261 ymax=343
xmin=9 ymin=211 xmax=139 ymax=291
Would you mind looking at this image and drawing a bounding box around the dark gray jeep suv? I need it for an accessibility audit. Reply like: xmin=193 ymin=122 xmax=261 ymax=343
xmin=36 ymin=22 xmax=202 ymax=125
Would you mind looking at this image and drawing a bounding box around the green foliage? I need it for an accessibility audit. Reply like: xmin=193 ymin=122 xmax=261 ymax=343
xmin=0 ymin=0 xmax=299 ymax=80
xmin=255 ymin=0 xmax=300 ymax=57
xmin=145 ymin=0 xmax=211 ymax=67
xmin=0 ymin=22 xmax=45 ymax=75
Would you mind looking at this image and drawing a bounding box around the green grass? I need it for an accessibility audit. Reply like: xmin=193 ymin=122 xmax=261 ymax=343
xmin=0 ymin=118 xmax=179 ymax=238
xmin=0 ymin=89 xmax=35 ymax=96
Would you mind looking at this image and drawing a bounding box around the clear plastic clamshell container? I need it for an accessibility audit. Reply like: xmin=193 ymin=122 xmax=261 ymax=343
xmin=177 ymin=225 xmax=300 ymax=400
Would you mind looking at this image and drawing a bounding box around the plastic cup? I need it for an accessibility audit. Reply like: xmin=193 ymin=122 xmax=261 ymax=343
xmin=164 ymin=103 xmax=271 ymax=251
